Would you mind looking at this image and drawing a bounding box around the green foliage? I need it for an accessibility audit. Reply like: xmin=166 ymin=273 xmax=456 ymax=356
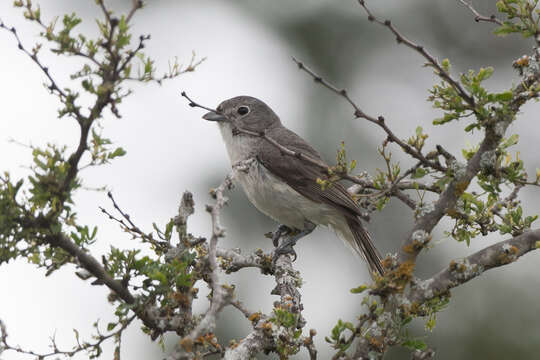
xmin=270 ymin=306 xmax=303 ymax=358
xmin=325 ymin=319 xmax=356 ymax=353
xmin=429 ymin=62 xmax=517 ymax=129
xmin=1 ymin=1 xmax=204 ymax=356
xmin=495 ymin=0 xmax=540 ymax=37
xmin=402 ymin=338 xmax=427 ymax=351
xmin=350 ymin=284 xmax=368 ymax=294
xmin=0 ymin=0 xmax=203 ymax=274
xmin=272 ymin=307 xmax=298 ymax=328
xmin=317 ymin=142 xmax=359 ymax=190
xmin=407 ymin=126 xmax=428 ymax=153
xmin=445 ymin=133 xmax=538 ymax=244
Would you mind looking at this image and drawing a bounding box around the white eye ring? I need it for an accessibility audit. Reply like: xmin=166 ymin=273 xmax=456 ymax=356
xmin=237 ymin=106 xmax=250 ymax=116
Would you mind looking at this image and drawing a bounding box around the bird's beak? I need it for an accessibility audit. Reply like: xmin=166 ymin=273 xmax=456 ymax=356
xmin=202 ymin=112 xmax=227 ymax=122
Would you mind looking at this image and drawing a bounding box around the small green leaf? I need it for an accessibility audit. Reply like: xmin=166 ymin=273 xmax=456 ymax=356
xmin=464 ymin=123 xmax=480 ymax=132
xmin=350 ymin=285 xmax=368 ymax=294
xmin=402 ymin=339 xmax=427 ymax=351
xmin=412 ymin=167 xmax=428 ymax=179
xmin=441 ymin=58 xmax=451 ymax=72
xmin=494 ymin=91 xmax=513 ymax=102
xmin=108 ymin=147 xmax=127 ymax=159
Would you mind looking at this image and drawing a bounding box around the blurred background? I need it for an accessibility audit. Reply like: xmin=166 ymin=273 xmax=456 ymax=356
xmin=1 ymin=0 xmax=539 ymax=359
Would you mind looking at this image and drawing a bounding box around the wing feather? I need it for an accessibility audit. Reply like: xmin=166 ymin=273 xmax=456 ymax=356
xmin=256 ymin=126 xmax=363 ymax=220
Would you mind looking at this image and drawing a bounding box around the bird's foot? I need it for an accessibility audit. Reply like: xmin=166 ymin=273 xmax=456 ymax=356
xmin=272 ymin=222 xmax=316 ymax=267
xmin=271 ymin=224 xmax=292 ymax=247
xmin=274 ymin=234 xmax=300 ymax=262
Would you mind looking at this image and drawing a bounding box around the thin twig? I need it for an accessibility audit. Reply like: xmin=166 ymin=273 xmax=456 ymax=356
xmin=126 ymin=0 xmax=143 ymax=24
xmin=457 ymin=0 xmax=503 ymax=25
xmin=292 ymin=57 xmax=446 ymax=173
xmin=230 ymin=299 xmax=255 ymax=320
xmin=356 ymin=0 xmax=476 ymax=108
xmin=0 ymin=315 xmax=136 ymax=359
xmin=0 ymin=22 xmax=67 ymax=100
xmin=181 ymin=91 xmax=221 ymax=113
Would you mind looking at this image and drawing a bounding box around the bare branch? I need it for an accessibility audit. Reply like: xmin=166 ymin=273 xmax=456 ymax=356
xmin=216 ymin=247 xmax=273 ymax=274
xmin=126 ymin=0 xmax=144 ymax=24
xmin=0 ymin=315 xmax=135 ymax=359
xmin=175 ymin=191 xmax=195 ymax=244
xmin=193 ymin=176 xmax=234 ymax=335
xmin=223 ymin=323 xmax=273 ymax=360
xmin=181 ymin=91 xmax=221 ymax=113
xmin=230 ymin=299 xmax=256 ymax=320
xmin=171 ymin=176 xmax=235 ymax=359
xmin=0 ymin=22 xmax=68 ymax=100
xmin=304 ymin=329 xmax=318 ymax=360
xmin=410 ymin=228 xmax=540 ymax=303
xmin=292 ymin=57 xmax=446 ymax=173
xmin=356 ymin=0 xmax=476 ymax=108
xmin=457 ymin=0 xmax=503 ymax=25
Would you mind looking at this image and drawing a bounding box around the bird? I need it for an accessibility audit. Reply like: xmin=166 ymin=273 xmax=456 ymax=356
xmin=202 ymin=96 xmax=384 ymax=276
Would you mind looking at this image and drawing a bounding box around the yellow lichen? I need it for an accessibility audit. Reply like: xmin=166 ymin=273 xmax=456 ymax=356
xmin=180 ymin=338 xmax=193 ymax=352
xmin=248 ymin=312 xmax=262 ymax=323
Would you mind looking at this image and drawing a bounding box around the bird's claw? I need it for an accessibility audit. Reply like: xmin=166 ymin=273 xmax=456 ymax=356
xmin=272 ymin=237 xmax=299 ymax=267
xmin=271 ymin=224 xmax=291 ymax=247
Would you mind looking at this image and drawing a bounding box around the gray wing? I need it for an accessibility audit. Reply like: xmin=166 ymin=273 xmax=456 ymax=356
xmin=256 ymin=126 xmax=363 ymax=220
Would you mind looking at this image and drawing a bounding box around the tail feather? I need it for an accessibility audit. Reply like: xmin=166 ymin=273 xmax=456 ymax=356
xmin=345 ymin=217 xmax=385 ymax=276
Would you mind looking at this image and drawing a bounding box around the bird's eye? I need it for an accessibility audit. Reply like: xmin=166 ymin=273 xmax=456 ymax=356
xmin=237 ymin=106 xmax=250 ymax=116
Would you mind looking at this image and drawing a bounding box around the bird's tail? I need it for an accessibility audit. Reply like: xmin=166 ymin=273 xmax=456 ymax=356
xmin=344 ymin=217 xmax=385 ymax=276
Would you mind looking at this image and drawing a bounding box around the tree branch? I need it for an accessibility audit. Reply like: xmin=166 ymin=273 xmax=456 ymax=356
xmin=291 ymin=57 xmax=446 ymax=173
xmin=399 ymin=54 xmax=540 ymax=263
xmin=457 ymin=0 xmax=503 ymax=25
xmin=409 ymin=228 xmax=540 ymax=303
xmin=170 ymin=176 xmax=235 ymax=359
xmin=356 ymin=0 xmax=476 ymax=108
xmin=216 ymin=247 xmax=273 ymax=274
xmin=0 ymin=315 xmax=136 ymax=359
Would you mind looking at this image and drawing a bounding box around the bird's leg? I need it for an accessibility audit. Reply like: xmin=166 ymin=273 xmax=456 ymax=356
xmin=272 ymin=224 xmax=292 ymax=247
xmin=273 ymin=221 xmax=316 ymax=264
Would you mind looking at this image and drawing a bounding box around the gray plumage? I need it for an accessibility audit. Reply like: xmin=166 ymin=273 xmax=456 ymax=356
xmin=203 ymin=96 xmax=384 ymax=275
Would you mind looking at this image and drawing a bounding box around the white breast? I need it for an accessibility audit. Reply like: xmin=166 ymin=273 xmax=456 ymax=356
xmin=217 ymin=123 xmax=340 ymax=230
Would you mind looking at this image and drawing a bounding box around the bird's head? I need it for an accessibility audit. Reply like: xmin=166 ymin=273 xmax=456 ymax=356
xmin=202 ymin=96 xmax=281 ymax=132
